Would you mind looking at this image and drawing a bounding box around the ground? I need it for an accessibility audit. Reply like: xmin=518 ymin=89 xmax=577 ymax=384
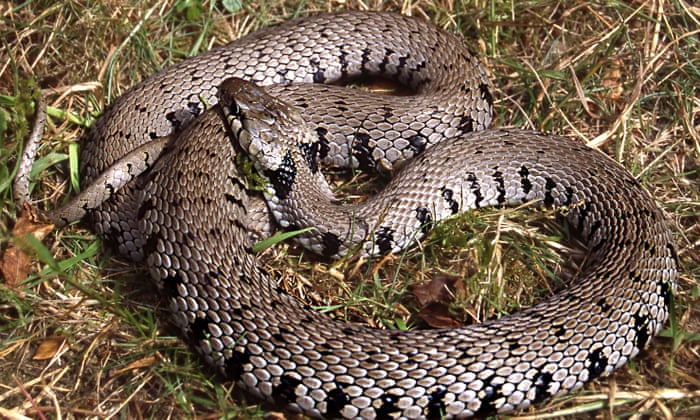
xmin=1 ymin=1 xmax=699 ymax=419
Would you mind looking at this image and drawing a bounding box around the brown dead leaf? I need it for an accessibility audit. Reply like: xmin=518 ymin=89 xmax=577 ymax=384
xmin=417 ymin=302 xmax=467 ymax=328
xmin=1 ymin=242 xmax=32 ymax=287
xmin=1 ymin=207 xmax=54 ymax=287
xmin=110 ymin=355 xmax=159 ymax=377
xmin=33 ymin=335 xmax=66 ymax=360
xmin=411 ymin=275 xmax=464 ymax=306
xmin=411 ymin=276 xmax=474 ymax=328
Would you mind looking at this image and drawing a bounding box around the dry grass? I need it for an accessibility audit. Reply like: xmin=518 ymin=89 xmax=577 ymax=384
xmin=1 ymin=0 xmax=699 ymax=419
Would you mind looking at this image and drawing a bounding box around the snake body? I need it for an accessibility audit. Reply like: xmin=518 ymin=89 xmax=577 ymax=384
xmin=39 ymin=11 xmax=677 ymax=419
xmin=68 ymin=11 xmax=491 ymax=262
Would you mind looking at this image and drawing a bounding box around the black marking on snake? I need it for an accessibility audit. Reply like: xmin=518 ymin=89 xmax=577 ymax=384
xmin=491 ymin=169 xmax=506 ymax=204
xmin=165 ymin=111 xmax=183 ymax=129
xmin=457 ymin=115 xmax=474 ymax=133
xmin=426 ymin=386 xmax=447 ymax=420
xmin=575 ymin=201 xmax=592 ymax=230
xmin=325 ymin=385 xmax=351 ymax=418
xmin=518 ymin=165 xmax=532 ymax=196
xmin=338 ymin=49 xmax=350 ymax=78
xmin=380 ymin=106 xmax=394 ymax=121
xmin=559 ymin=186 xmax=573 ymax=206
xmin=161 ymin=272 xmax=184 ymax=300
xmin=441 ymin=187 xmax=459 ymax=214
xmin=379 ymin=48 xmax=395 ymax=74
xmin=315 ymin=127 xmax=331 ymax=160
xmin=415 ymin=206 xmax=432 ymax=228
xmin=479 ymin=82 xmax=493 ymax=106
xmin=257 ymin=266 xmax=270 ymax=279
xmin=376 ymin=394 xmax=401 ymax=419
xmin=279 ymin=326 xmax=294 ymax=336
xmin=321 ymin=232 xmax=341 ymax=258
xmin=297 ymin=141 xmax=320 ymax=174
xmin=190 ymin=314 xmax=216 ymax=344
xmin=238 ymin=272 xmax=254 ymax=285
xmin=137 ymin=197 xmax=157 ymax=220
xmin=532 ymin=371 xmax=554 ymax=403
xmin=585 ymin=218 xmax=601 ymax=241
xmin=187 ymin=101 xmax=202 ymax=117
xmin=624 ymin=176 xmax=643 ymax=188
xmin=553 ymin=325 xmax=567 ymax=338
xmin=341 ymin=326 xmax=357 ymax=336
xmin=543 ymin=177 xmax=557 ymax=207
xmin=231 ymin=302 xmax=245 ymax=319
xmin=276 ymin=68 xmax=294 ymax=84
xmin=375 ymin=226 xmax=395 ymax=254
xmin=644 ymin=207 xmax=655 ymax=220
xmin=596 ymin=297 xmax=612 ymax=313
xmin=227 ymin=174 xmax=247 ymax=190
xmin=666 ymin=242 xmax=678 ymax=264
xmin=223 ymin=193 xmax=244 ymax=208
xmin=465 ymin=172 xmax=483 ymax=208
xmin=633 ymin=313 xmax=651 ymax=349
xmin=232 ymin=219 xmax=247 ymax=232
xmin=142 ymin=230 xmax=161 ymax=257
xmin=473 ymin=379 xmax=500 ymax=417
xmin=224 ymin=347 xmax=251 ymax=381
xmin=660 ymin=279 xmax=672 ymax=308
xmin=310 ymin=58 xmax=325 ymax=83
xmin=587 ymin=347 xmax=609 ymax=379
xmin=460 ymin=51 xmax=473 ymax=63
xmin=293 ymin=97 xmax=309 ymax=109
xmin=360 ymin=48 xmax=373 ymax=76
xmin=271 ymin=328 xmax=292 ymax=343
xmin=353 ymin=132 xmax=376 ymax=171
xmin=264 ymin=151 xmax=296 ymax=200
xmin=407 ymin=134 xmax=427 ymax=155
xmin=630 ymin=271 xmax=642 ymax=284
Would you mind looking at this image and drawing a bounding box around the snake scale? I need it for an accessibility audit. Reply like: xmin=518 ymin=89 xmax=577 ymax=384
xmin=29 ymin=11 xmax=678 ymax=419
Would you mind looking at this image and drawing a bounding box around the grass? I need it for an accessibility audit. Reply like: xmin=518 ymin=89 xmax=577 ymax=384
xmin=1 ymin=0 xmax=699 ymax=418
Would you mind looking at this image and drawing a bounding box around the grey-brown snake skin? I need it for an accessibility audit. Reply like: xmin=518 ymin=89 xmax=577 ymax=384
xmin=36 ymin=11 xmax=677 ymax=419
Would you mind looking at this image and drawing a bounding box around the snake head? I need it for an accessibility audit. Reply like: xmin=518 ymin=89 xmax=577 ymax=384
xmin=218 ymin=77 xmax=310 ymax=173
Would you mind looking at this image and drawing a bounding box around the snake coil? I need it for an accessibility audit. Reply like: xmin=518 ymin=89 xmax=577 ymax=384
xmin=28 ymin=11 xmax=676 ymax=419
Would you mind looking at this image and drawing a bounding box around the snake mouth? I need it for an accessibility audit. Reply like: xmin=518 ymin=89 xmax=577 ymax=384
xmin=218 ymin=88 xmax=250 ymax=153
xmin=220 ymin=104 xmax=240 ymax=132
xmin=218 ymin=103 xmax=244 ymax=145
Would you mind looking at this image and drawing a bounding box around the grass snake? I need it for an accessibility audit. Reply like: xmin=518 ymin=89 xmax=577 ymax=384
xmin=24 ymin=11 xmax=678 ymax=419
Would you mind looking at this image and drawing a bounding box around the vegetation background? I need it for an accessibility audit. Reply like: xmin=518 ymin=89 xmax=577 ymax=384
xmin=1 ymin=0 xmax=698 ymax=418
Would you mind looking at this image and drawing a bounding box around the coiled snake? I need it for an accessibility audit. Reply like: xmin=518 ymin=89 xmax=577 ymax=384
xmin=24 ymin=11 xmax=678 ymax=419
